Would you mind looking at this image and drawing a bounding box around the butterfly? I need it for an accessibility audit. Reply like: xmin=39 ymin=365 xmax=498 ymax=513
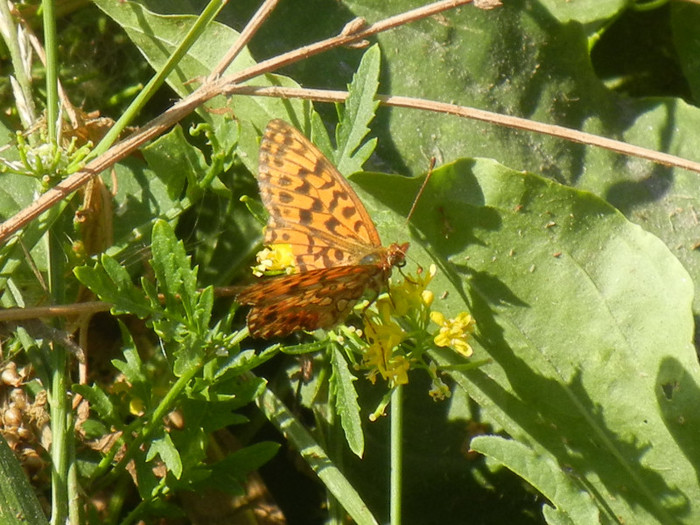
xmin=236 ymin=119 xmax=409 ymax=339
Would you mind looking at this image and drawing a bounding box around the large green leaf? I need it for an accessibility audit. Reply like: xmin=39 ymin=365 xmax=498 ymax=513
xmin=350 ymin=159 xmax=698 ymax=523
xmin=235 ymin=0 xmax=700 ymax=312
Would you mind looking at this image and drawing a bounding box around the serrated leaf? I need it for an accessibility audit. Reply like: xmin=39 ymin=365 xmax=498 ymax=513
xmin=150 ymin=219 xmax=197 ymax=313
xmin=194 ymin=285 xmax=214 ymax=333
xmin=335 ymin=44 xmax=380 ymax=176
xmin=330 ymin=345 xmax=364 ymax=458
xmin=72 ymin=384 xmax=120 ymax=427
xmin=148 ymin=432 xmax=183 ymax=480
xmin=213 ymin=347 xmax=280 ymax=378
xmin=110 ymin=322 xmax=151 ymax=406
xmin=74 ymin=255 xmax=152 ymax=317
xmin=180 ymin=398 xmax=249 ymax=434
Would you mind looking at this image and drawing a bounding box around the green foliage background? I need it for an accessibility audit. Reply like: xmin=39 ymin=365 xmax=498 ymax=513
xmin=1 ymin=0 xmax=700 ymax=524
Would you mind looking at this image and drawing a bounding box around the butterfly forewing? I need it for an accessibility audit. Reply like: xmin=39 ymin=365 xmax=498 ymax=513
xmin=258 ymin=119 xmax=383 ymax=271
xmin=238 ymin=119 xmax=409 ymax=339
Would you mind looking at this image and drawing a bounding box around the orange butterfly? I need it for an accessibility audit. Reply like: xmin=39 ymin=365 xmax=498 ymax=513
xmin=237 ymin=119 xmax=409 ymax=339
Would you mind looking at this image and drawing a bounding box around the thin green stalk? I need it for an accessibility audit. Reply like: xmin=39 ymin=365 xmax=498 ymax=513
xmin=0 ymin=0 xmax=37 ymax=128
xmin=49 ymin=343 xmax=68 ymax=525
xmin=328 ymin=392 xmax=344 ymax=524
xmin=47 ymin=225 xmax=70 ymax=525
xmin=42 ymin=0 xmax=58 ymax=144
xmin=67 ymin=419 xmax=81 ymax=525
xmin=90 ymin=0 xmax=228 ymax=159
xmin=390 ymin=385 xmax=403 ymax=525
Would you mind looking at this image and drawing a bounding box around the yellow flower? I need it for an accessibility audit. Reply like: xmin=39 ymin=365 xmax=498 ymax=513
xmin=362 ymin=312 xmax=408 ymax=386
xmin=389 ymin=264 xmax=437 ymax=316
xmin=430 ymin=311 xmax=475 ymax=358
xmin=251 ymin=244 xmax=295 ymax=277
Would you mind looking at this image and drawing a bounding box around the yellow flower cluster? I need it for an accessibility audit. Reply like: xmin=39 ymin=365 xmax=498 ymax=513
xmin=362 ymin=300 xmax=410 ymax=386
xmin=359 ymin=264 xmax=476 ymax=393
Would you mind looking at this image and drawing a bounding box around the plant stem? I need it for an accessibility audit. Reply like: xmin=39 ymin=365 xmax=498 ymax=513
xmin=48 ymin=340 xmax=68 ymax=523
xmin=47 ymin=221 xmax=70 ymax=525
xmin=390 ymin=385 xmax=403 ymax=525
xmin=42 ymin=0 xmax=58 ymax=144
xmin=91 ymin=0 xmax=228 ymax=159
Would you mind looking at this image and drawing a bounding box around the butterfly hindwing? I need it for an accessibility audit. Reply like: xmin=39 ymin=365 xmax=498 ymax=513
xmin=238 ymin=265 xmax=385 ymax=339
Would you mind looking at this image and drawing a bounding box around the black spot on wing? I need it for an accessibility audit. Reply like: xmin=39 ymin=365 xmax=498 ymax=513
xmin=328 ymin=190 xmax=349 ymax=213
xmin=299 ymin=209 xmax=312 ymax=224
xmin=325 ymin=216 xmax=341 ymax=234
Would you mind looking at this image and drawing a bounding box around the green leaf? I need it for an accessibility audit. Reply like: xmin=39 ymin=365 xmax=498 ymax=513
xmin=470 ymin=435 xmax=600 ymax=524
xmin=141 ymin=125 xmax=203 ymax=199
xmin=207 ymin=441 xmax=281 ymax=491
xmin=150 ymin=219 xmax=197 ymax=314
xmin=212 ymin=346 xmax=280 ymax=379
xmin=110 ymin=322 xmax=151 ymax=407
xmin=335 ymin=1 xmax=700 ymax=314
xmin=180 ymin=399 xmax=249 ymax=434
xmin=195 ymin=285 xmax=214 ymax=334
xmin=0 ymin=434 xmax=50 ymax=525
xmin=330 ymin=345 xmax=364 ymax=458
xmin=335 ymin=44 xmax=380 ymax=175
xmin=352 ymin=159 xmax=699 ymax=523
xmin=148 ymin=432 xmax=183 ymax=480
xmin=72 ymin=384 xmax=120 ymax=428
xmin=74 ymin=255 xmax=152 ymax=317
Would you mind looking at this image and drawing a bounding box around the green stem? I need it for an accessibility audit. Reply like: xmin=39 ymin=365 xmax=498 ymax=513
xmin=90 ymin=0 xmax=228 ymax=159
xmin=47 ymin=220 xmax=70 ymax=525
xmin=42 ymin=0 xmax=59 ymax=144
xmin=67 ymin=412 xmax=81 ymax=525
xmin=390 ymin=385 xmax=403 ymax=525
xmin=49 ymin=341 xmax=68 ymax=525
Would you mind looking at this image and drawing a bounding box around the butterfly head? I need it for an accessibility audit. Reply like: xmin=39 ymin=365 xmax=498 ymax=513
xmin=387 ymin=242 xmax=410 ymax=269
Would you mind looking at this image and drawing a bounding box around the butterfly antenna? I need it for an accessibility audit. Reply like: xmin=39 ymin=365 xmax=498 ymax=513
xmin=405 ymin=156 xmax=436 ymax=225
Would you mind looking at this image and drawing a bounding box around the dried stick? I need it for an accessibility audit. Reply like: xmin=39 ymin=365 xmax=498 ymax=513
xmin=227 ymin=85 xmax=700 ymax=174
xmin=0 ymin=0 xmax=473 ymax=243
xmin=206 ymin=0 xmax=282 ymax=81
